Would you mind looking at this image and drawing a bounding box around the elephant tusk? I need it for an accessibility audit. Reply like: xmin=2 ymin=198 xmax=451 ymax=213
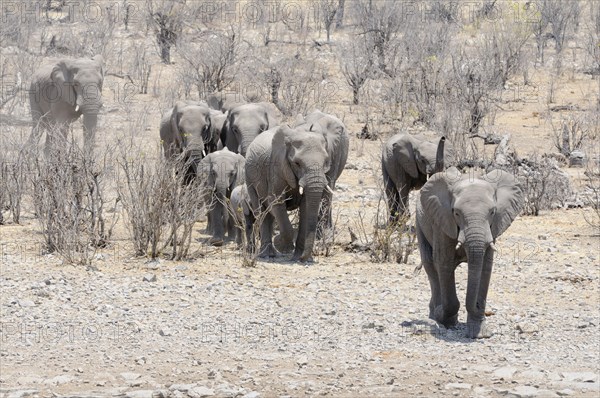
xmin=489 ymin=242 xmax=497 ymax=251
xmin=325 ymin=185 xmax=334 ymax=195
xmin=202 ymin=149 xmax=207 ymax=157
xmin=455 ymin=242 xmax=462 ymax=250
xmin=299 ymin=186 xmax=304 ymax=195
xmin=75 ymin=104 xmax=80 ymax=112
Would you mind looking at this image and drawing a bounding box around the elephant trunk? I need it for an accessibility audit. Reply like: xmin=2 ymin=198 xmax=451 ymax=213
xmin=82 ymin=113 xmax=98 ymax=149
xmin=463 ymin=217 xmax=493 ymax=319
xmin=296 ymin=173 xmax=328 ymax=261
xmin=434 ymin=136 xmax=446 ymax=173
xmin=211 ymin=181 xmax=229 ymax=240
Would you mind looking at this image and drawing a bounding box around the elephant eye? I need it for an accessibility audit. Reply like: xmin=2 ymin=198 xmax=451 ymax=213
xmin=490 ymin=208 xmax=496 ymax=215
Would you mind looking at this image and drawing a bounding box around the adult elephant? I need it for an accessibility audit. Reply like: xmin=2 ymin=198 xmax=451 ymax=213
xmin=221 ymin=103 xmax=280 ymax=156
xmin=245 ymin=125 xmax=331 ymax=262
xmin=416 ymin=167 xmax=524 ymax=338
xmin=29 ymin=55 xmax=104 ymax=153
xmin=381 ymin=133 xmax=454 ymax=222
xmin=160 ymin=100 xmax=212 ymax=183
xmin=206 ymin=91 xmax=245 ymax=113
xmin=199 ymin=148 xmax=246 ymax=246
xmin=208 ymin=109 xmax=227 ymax=153
xmin=294 ymin=110 xmax=349 ymax=236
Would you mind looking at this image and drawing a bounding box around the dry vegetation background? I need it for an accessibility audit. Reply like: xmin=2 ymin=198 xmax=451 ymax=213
xmin=0 ymin=0 xmax=599 ymax=397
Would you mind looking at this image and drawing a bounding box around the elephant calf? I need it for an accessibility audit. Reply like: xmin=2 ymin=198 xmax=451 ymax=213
xmin=416 ymin=167 xmax=524 ymax=338
xmin=199 ymin=148 xmax=246 ymax=246
xmin=229 ymin=184 xmax=252 ymax=246
xmin=382 ymin=133 xmax=454 ymax=222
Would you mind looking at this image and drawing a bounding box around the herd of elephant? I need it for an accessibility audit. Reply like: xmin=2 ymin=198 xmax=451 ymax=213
xmin=26 ymin=56 xmax=527 ymax=338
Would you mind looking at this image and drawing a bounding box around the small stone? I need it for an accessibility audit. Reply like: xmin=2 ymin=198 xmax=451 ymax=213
xmin=493 ymin=366 xmax=518 ymax=379
xmin=297 ymin=356 xmax=308 ymax=368
xmin=169 ymin=384 xmax=196 ymax=392
xmin=445 ymin=383 xmax=472 ymax=390
xmin=18 ymin=299 xmax=35 ymax=307
xmin=538 ymin=234 xmax=548 ymax=240
xmin=242 ymin=392 xmax=261 ymax=398
xmin=188 ymin=386 xmax=215 ymax=398
xmin=508 ymin=385 xmax=539 ymax=397
xmin=159 ymin=328 xmax=172 ymax=337
xmin=126 ymin=391 xmax=155 ymax=398
xmin=7 ymin=390 xmax=39 ymax=398
xmin=516 ymin=322 xmax=539 ymax=334
xmin=43 ymin=375 xmax=74 ymax=385
xmin=120 ymin=372 xmax=142 ymax=381
xmin=560 ymin=372 xmax=598 ymax=383
xmin=556 ymin=389 xmax=574 ymax=396
xmin=143 ymin=274 xmax=157 ymax=282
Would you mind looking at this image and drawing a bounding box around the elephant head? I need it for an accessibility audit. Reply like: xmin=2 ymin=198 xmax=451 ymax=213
xmin=50 ymin=55 xmax=104 ymax=142
xmin=400 ymin=135 xmax=454 ymax=179
xmin=170 ymin=101 xmax=212 ymax=173
xmin=200 ymin=149 xmax=246 ymax=244
xmin=420 ymin=168 xmax=524 ymax=336
xmin=272 ymin=126 xmax=331 ymax=261
xmin=207 ymin=109 xmax=227 ymax=153
xmin=224 ymin=103 xmax=279 ymax=156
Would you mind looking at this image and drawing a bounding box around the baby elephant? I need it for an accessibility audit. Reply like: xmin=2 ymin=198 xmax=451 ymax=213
xmin=199 ymin=148 xmax=245 ymax=246
xmin=229 ymin=184 xmax=252 ymax=246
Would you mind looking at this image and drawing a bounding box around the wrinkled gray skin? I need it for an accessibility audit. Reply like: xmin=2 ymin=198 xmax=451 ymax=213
xmin=382 ymin=133 xmax=455 ymax=222
xmin=206 ymin=91 xmax=245 ymax=113
xmin=416 ymin=167 xmax=524 ymax=338
xmin=221 ymin=103 xmax=280 ymax=156
xmin=160 ymin=101 xmax=212 ymax=183
xmin=294 ymin=110 xmax=349 ymax=237
xmin=245 ymin=125 xmax=330 ymax=262
xmin=208 ymin=109 xmax=227 ymax=153
xmin=29 ymin=56 xmax=104 ymax=153
xmin=229 ymin=184 xmax=251 ymax=246
xmin=199 ymin=148 xmax=246 ymax=246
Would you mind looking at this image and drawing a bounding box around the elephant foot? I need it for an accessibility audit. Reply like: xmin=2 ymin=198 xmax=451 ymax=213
xmin=258 ymin=243 xmax=277 ymax=258
xmin=209 ymin=237 xmax=224 ymax=247
xmin=273 ymin=234 xmax=294 ymax=254
xmin=466 ymin=316 xmax=493 ymax=339
xmin=434 ymin=306 xmax=458 ymax=329
xmin=291 ymin=249 xmax=314 ymax=263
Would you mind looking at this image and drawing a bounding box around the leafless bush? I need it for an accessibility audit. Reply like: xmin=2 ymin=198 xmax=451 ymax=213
xmin=582 ymin=152 xmax=600 ymax=229
xmin=146 ymin=0 xmax=186 ymax=64
xmin=30 ymin=133 xmax=119 ymax=265
xmin=0 ymin=144 xmax=28 ymax=225
xmin=319 ymin=0 xmax=341 ymax=43
xmin=132 ymin=45 xmax=152 ymax=94
xmin=177 ymin=27 xmax=245 ymax=99
xmin=338 ymin=35 xmax=375 ymax=105
xmin=584 ymin=0 xmax=600 ymax=76
xmin=117 ymin=143 xmax=204 ymax=260
xmin=549 ymin=113 xmax=594 ymax=156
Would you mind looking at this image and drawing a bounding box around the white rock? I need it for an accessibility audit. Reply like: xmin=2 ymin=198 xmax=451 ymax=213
xmin=242 ymin=392 xmax=261 ymax=398
xmin=43 ymin=375 xmax=74 ymax=385
xmin=120 ymin=372 xmax=142 ymax=381
xmin=188 ymin=386 xmax=215 ymax=398
xmin=445 ymin=383 xmax=472 ymax=390
xmin=125 ymin=390 xmax=155 ymax=398
xmin=561 ymin=372 xmax=598 ymax=383
xmin=7 ymin=390 xmax=39 ymax=398
xmin=508 ymin=386 xmax=539 ymax=398
xmin=556 ymin=389 xmax=574 ymax=396
xmin=169 ymin=384 xmax=196 ymax=392
xmin=493 ymin=366 xmax=519 ymax=379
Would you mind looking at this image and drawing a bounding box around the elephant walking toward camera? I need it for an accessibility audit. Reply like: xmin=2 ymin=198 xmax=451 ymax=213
xmin=416 ymin=167 xmax=524 ymax=338
xmin=382 ymin=133 xmax=454 ymax=222
xmin=229 ymin=184 xmax=252 ymax=246
xmin=245 ymin=125 xmax=331 ymax=262
xmin=29 ymin=55 xmax=104 ymax=153
xmin=199 ymin=148 xmax=246 ymax=246
xmin=221 ymin=103 xmax=280 ymax=156
xmin=160 ymin=100 xmax=215 ymax=184
xmin=294 ymin=110 xmax=349 ymax=236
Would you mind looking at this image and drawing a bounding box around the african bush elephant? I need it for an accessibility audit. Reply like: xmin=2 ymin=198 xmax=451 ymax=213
xmin=294 ymin=110 xmax=349 ymax=236
xmin=245 ymin=125 xmax=331 ymax=262
xmin=416 ymin=167 xmax=524 ymax=338
xmin=382 ymin=133 xmax=455 ymax=222
xmin=221 ymin=103 xmax=280 ymax=156
xmin=199 ymin=148 xmax=246 ymax=246
xmin=208 ymin=109 xmax=227 ymax=153
xmin=206 ymin=91 xmax=245 ymax=113
xmin=229 ymin=184 xmax=251 ymax=246
xmin=160 ymin=100 xmax=212 ymax=183
xmin=29 ymin=55 xmax=104 ymax=153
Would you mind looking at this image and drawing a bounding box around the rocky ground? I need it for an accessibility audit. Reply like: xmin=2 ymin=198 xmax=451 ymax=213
xmin=1 ymin=189 xmax=598 ymax=397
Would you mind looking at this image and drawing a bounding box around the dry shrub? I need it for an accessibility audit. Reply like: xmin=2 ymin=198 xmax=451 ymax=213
xmin=116 ymin=142 xmax=204 ymax=260
xmin=30 ymin=132 xmax=119 ymax=265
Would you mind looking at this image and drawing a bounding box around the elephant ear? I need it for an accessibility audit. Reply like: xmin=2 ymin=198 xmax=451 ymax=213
xmin=420 ymin=168 xmax=461 ymax=239
xmin=91 ymin=55 xmax=104 ymax=78
xmin=271 ymin=126 xmax=297 ymax=189
xmin=171 ymin=101 xmax=186 ymax=147
xmin=485 ymin=170 xmax=524 ymax=239
xmin=235 ymin=153 xmax=246 ymax=185
xmin=394 ymin=136 xmax=419 ymax=179
xmin=51 ymin=60 xmax=76 ymax=107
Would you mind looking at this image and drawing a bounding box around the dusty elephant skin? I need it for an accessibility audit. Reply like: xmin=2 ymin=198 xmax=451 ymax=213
xmin=416 ymin=167 xmax=524 ymax=338
xmin=382 ymin=133 xmax=455 ymax=222
xmin=294 ymin=110 xmax=349 ymax=238
xmin=221 ymin=103 xmax=280 ymax=156
xmin=160 ymin=100 xmax=213 ymax=184
xmin=229 ymin=183 xmax=251 ymax=246
xmin=245 ymin=125 xmax=330 ymax=262
xmin=199 ymin=148 xmax=246 ymax=246
xmin=28 ymin=55 xmax=104 ymax=153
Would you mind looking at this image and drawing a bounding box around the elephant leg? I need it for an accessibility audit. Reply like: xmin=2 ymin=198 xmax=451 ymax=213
xmin=271 ymin=202 xmax=294 ymax=254
xmin=467 ymin=249 xmax=494 ymax=338
xmin=383 ymin=166 xmax=401 ymax=223
xmin=417 ymin=231 xmax=440 ymax=319
xmin=433 ymin=242 xmax=459 ymax=328
xmin=398 ymin=182 xmax=411 ymax=219
xmin=259 ymin=211 xmax=276 ymax=258
xmin=245 ymin=210 xmax=255 ymax=252
xmin=209 ymin=201 xmax=225 ymax=246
